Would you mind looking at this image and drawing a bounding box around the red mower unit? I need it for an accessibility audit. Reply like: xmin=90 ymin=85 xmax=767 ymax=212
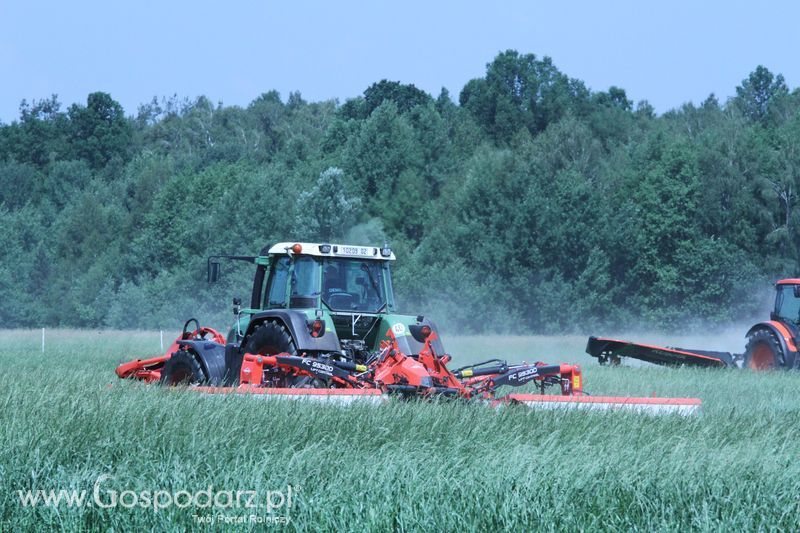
xmin=116 ymin=242 xmax=702 ymax=415
xmin=586 ymin=279 xmax=800 ymax=371
xmin=229 ymin=328 xmax=584 ymax=400
xmin=115 ymin=319 xmax=227 ymax=384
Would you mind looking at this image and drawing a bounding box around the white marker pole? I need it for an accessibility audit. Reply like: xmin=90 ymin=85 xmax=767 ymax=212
xmin=160 ymin=330 xmax=164 ymax=352
xmin=41 ymin=328 xmax=45 ymax=353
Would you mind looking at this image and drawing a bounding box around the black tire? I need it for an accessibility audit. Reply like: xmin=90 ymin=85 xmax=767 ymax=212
xmin=743 ymin=329 xmax=785 ymax=370
xmin=227 ymin=321 xmax=297 ymax=385
xmin=160 ymin=350 xmax=207 ymax=386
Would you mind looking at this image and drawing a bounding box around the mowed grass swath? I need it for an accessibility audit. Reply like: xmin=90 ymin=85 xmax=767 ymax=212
xmin=2 ymin=330 xmax=800 ymax=530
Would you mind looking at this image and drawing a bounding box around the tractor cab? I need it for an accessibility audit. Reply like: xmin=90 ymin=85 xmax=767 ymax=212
xmin=261 ymin=242 xmax=396 ymax=315
xmin=772 ymin=279 xmax=800 ymax=325
xmin=209 ymin=242 xmax=443 ymax=362
xmin=258 ymin=243 xmax=398 ymax=345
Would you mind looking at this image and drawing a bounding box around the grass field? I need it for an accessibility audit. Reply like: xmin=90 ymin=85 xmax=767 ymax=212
xmin=2 ymin=329 xmax=800 ymax=531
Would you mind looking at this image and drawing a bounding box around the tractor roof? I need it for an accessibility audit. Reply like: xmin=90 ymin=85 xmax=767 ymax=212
xmin=267 ymin=242 xmax=396 ymax=261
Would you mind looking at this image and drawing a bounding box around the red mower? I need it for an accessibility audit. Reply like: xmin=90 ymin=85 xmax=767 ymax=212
xmin=587 ymin=279 xmax=800 ymax=371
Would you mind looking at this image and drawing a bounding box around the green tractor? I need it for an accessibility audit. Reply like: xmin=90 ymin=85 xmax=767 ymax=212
xmin=157 ymin=242 xmax=444 ymax=386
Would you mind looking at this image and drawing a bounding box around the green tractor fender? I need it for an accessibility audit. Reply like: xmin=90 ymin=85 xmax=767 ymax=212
xmin=241 ymin=309 xmax=341 ymax=353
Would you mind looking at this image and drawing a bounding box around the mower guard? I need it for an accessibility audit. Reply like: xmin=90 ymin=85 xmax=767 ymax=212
xmin=497 ymin=393 xmax=701 ymax=415
xmin=191 ymin=387 xmax=701 ymax=415
xmin=586 ymin=336 xmax=735 ymax=368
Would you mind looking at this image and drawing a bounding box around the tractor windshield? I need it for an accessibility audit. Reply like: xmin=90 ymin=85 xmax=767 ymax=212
xmin=321 ymin=258 xmax=392 ymax=313
xmin=774 ymin=285 xmax=800 ymax=324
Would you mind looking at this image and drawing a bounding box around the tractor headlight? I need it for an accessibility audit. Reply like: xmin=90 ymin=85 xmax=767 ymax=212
xmin=410 ymin=324 xmax=433 ymax=343
xmin=308 ymin=319 xmax=325 ymax=338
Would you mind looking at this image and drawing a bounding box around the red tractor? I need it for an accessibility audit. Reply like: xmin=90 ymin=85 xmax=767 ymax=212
xmin=587 ymin=279 xmax=800 ymax=370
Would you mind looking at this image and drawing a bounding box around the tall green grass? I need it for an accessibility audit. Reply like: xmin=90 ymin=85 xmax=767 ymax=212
xmin=1 ymin=330 xmax=799 ymax=531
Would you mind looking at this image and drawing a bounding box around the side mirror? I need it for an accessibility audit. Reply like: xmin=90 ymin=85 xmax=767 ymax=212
xmin=208 ymin=261 xmax=220 ymax=283
xmin=232 ymin=297 xmax=242 ymax=315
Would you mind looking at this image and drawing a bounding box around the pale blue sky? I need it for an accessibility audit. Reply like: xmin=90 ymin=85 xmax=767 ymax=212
xmin=1 ymin=0 xmax=798 ymax=122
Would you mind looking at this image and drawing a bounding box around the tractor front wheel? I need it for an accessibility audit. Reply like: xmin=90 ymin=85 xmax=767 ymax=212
xmin=743 ymin=329 xmax=784 ymax=370
xmin=160 ymin=350 xmax=207 ymax=385
xmin=227 ymin=321 xmax=298 ymax=386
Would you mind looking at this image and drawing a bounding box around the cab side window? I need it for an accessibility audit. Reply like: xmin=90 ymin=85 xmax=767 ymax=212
xmin=264 ymin=257 xmax=290 ymax=308
xmin=289 ymin=257 xmax=320 ymax=308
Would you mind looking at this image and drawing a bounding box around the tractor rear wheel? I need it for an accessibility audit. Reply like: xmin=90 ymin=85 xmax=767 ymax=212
xmin=227 ymin=321 xmax=297 ymax=385
xmin=160 ymin=350 xmax=207 ymax=385
xmin=743 ymin=329 xmax=784 ymax=370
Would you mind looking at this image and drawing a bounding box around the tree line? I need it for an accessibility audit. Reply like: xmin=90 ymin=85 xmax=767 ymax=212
xmin=1 ymin=50 xmax=798 ymax=332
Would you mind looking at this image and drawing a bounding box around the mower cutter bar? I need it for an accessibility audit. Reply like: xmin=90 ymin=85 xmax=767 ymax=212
xmin=194 ymin=387 xmax=385 ymax=405
xmin=190 ymin=387 xmax=700 ymax=414
xmin=586 ymin=336 xmax=735 ymax=368
xmin=497 ymin=394 xmax=701 ymax=415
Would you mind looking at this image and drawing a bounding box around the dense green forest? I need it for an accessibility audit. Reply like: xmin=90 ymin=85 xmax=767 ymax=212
xmin=1 ymin=50 xmax=798 ymax=332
